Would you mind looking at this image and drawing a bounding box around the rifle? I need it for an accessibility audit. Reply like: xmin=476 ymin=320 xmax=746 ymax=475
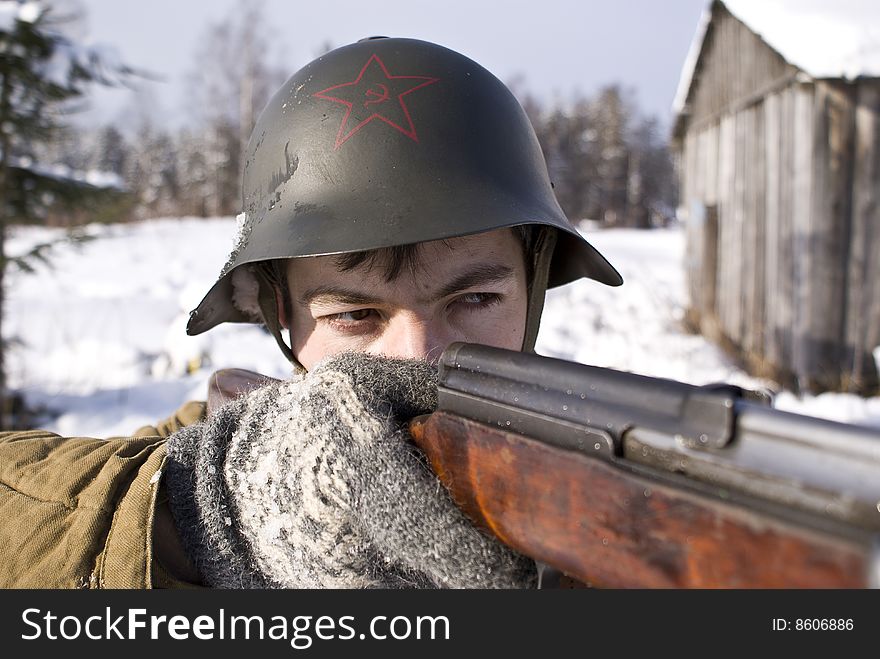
xmin=206 ymin=346 xmax=880 ymax=588
xmin=408 ymin=343 xmax=880 ymax=588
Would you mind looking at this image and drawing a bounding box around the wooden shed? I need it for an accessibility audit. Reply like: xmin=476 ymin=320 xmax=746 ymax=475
xmin=672 ymin=0 xmax=880 ymax=393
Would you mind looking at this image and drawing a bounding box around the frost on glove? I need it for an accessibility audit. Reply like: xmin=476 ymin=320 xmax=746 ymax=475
xmin=165 ymin=352 xmax=537 ymax=589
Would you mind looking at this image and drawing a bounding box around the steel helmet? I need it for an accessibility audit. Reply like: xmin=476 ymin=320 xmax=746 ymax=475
xmin=187 ymin=37 xmax=622 ymax=363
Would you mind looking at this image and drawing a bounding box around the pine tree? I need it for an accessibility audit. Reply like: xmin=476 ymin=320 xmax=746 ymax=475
xmin=0 ymin=0 xmax=133 ymax=427
xmin=95 ymin=124 xmax=128 ymax=175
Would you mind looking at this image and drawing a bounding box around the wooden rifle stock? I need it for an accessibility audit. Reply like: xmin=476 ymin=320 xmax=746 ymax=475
xmin=409 ymin=411 xmax=875 ymax=588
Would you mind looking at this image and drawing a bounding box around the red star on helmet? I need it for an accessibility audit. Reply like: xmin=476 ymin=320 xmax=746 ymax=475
xmin=313 ymin=53 xmax=440 ymax=149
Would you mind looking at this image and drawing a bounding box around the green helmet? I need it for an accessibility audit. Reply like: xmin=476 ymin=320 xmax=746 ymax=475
xmin=187 ymin=37 xmax=621 ymax=363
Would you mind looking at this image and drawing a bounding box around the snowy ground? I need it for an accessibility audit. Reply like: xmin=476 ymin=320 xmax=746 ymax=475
xmin=6 ymin=216 xmax=880 ymax=437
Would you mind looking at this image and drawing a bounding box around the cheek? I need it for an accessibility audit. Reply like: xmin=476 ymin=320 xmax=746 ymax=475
xmin=290 ymin=312 xmax=374 ymax=370
xmin=289 ymin=312 xmax=336 ymax=370
xmin=458 ymin=297 xmax=527 ymax=350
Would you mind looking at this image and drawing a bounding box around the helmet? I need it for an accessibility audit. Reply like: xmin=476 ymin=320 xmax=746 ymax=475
xmin=187 ymin=37 xmax=622 ymax=363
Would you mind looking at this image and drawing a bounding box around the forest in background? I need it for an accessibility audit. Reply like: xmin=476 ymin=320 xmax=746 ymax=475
xmin=25 ymin=3 xmax=678 ymax=229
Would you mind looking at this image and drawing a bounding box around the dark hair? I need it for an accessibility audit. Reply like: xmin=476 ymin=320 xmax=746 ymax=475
xmin=260 ymin=225 xmax=539 ymax=322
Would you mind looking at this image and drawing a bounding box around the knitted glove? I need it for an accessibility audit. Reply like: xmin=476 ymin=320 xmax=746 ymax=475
xmin=165 ymin=352 xmax=537 ymax=589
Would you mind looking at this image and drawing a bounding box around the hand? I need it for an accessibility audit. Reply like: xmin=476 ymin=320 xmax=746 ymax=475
xmin=222 ymin=352 xmax=537 ymax=588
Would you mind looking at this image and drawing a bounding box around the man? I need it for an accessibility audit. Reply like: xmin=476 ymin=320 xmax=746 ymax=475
xmin=0 ymin=37 xmax=620 ymax=588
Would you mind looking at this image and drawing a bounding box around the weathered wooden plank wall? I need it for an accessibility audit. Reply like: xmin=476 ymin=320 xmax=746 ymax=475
xmin=675 ymin=4 xmax=880 ymax=393
xmin=687 ymin=2 xmax=794 ymax=128
xmin=791 ymin=83 xmax=815 ymax=387
xmin=807 ymin=82 xmax=854 ymax=390
xmin=719 ymin=112 xmax=739 ymax=342
xmin=847 ymin=83 xmax=880 ymax=390
xmin=763 ymin=91 xmax=781 ymax=370
xmin=776 ymin=87 xmax=796 ymax=375
xmin=683 ymin=130 xmax=700 ymax=318
xmin=750 ymin=104 xmax=767 ymax=364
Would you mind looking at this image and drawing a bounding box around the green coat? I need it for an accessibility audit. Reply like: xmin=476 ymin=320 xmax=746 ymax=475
xmin=0 ymin=401 xmax=206 ymax=588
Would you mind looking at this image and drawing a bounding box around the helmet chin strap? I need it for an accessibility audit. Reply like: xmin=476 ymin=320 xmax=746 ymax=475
xmin=521 ymin=227 xmax=556 ymax=354
xmin=253 ymin=266 xmax=305 ymax=373
xmin=257 ymin=227 xmax=556 ymax=372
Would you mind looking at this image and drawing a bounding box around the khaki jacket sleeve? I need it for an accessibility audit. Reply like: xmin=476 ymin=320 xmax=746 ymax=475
xmin=132 ymin=400 xmax=207 ymax=438
xmin=0 ymin=430 xmax=168 ymax=588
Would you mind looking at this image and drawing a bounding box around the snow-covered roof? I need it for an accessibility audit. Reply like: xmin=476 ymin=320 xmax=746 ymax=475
xmin=672 ymin=7 xmax=712 ymax=117
xmin=674 ymin=0 xmax=880 ymax=114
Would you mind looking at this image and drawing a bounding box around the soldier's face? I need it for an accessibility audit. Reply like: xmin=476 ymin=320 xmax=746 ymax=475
xmin=281 ymin=228 xmax=529 ymax=369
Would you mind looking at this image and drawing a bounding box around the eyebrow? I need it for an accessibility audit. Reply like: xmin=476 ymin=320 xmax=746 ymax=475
xmin=435 ymin=263 xmax=515 ymax=299
xmin=300 ymin=263 xmax=516 ymax=308
xmin=298 ymin=287 xmax=382 ymax=307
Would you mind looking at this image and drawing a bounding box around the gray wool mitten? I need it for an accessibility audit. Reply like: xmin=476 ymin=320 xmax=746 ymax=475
xmin=165 ymin=352 xmax=537 ymax=589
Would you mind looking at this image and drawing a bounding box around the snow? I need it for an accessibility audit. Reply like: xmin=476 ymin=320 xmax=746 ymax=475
xmin=16 ymin=0 xmax=39 ymax=23
xmin=6 ymin=217 xmax=880 ymax=437
xmin=9 ymin=156 xmax=125 ymax=190
xmin=0 ymin=1 xmax=42 ymax=31
xmin=725 ymin=0 xmax=880 ymax=79
xmin=6 ymin=218 xmax=292 ymax=437
xmin=674 ymin=0 xmax=880 ymax=114
xmin=672 ymin=7 xmax=712 ymax=115
xmin=0 ymin=0 xmax=129 ymax=89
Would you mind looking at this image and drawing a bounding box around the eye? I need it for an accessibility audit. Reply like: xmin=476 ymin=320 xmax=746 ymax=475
xmin=321 ymin=308 xmax=379 ymax=335
xmin=454 ymin=292 xmax=502 ymax=309
xmin=331 ymin=309 xmax=373 ymax=322
xmin=320 ymin=309 xmax=378 ymax=334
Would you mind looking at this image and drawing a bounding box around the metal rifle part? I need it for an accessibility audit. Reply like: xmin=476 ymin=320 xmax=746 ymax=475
xmin=437 ymin=343 xmax=880 ymax=536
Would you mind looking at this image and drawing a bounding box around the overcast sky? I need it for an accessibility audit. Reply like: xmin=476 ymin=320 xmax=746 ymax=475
xmin=76 ymin=0 xmax=709 ymax=131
